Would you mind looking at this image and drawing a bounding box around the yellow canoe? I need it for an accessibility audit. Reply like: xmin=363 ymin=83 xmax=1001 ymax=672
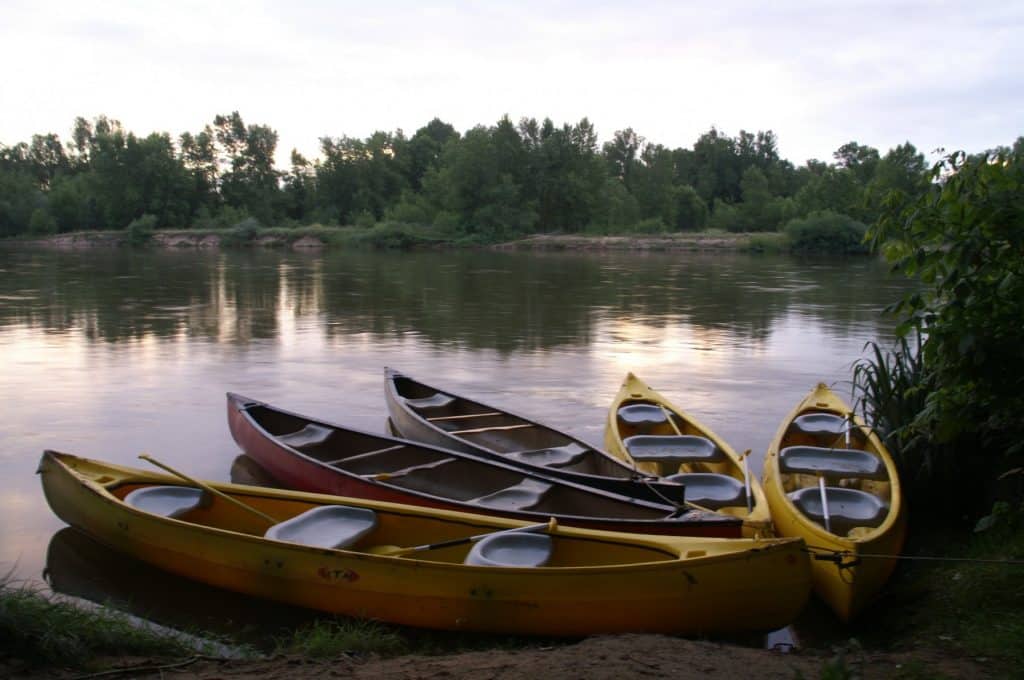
xmin=38 ymin=450 xmax=811 ymax=636
xmin=762 ymin=383 xmax=907 ymax=621
xmin=604 ymin=373 xmax=774 ymax=537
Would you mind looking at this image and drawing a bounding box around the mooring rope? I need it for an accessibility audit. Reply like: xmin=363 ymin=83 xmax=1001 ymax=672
xmin=802 ymin=544 xmax=1024 ymax=566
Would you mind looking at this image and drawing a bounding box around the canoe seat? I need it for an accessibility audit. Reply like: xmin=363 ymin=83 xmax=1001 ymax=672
xmin=664 ymin=473 xmax=747 ymax=509
xmin=470 ymin=478 xmax=553 ymax=511
xmin=464 ymin=532 xmax=552 ymax=568
xmin=124 ymin=485 xmax=207 ymax=518
xmin=264 ymin=505 xmax=377 ymax=550
xmin=404 ymin=393 xmax=456 ymax=410
xmin=790 ymin=412 xmax=848 ymax=437
xmin=507 ymin=442 xmax=588 ymax=468
xmin=779 ymin=446 xmax=886 ymax=480
xmin=617 ymin=404 xmax=668 ymax=429
xmin=787 ymin=486 xmax=888 ymax=535
xmin=624 ymin=435 xmax=723 ymax=465
xmin=278 ymin=423 xmax=334 ymax=449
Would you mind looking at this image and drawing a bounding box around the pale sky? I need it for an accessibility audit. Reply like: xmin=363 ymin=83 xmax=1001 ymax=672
xmin=2 ymin=0 xmax=1021 ymax=167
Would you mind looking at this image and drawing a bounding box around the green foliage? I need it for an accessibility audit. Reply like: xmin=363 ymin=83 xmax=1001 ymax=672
xmin=783 ymin=210 xmax=868 ymax=253
xmin=125 ymin=213 xmax=157 ymax=246
xmin=620 ymin=216 xmax=669 ymax=234
xmin=852 ymin=333 xmax=964 ymax=514
xmin=871 ymin=150 xmax=1024 ymax=457
xmin=221 ymin=216 xmax=261 ymax=246
xmin=854 ymin=147 xmax=1024 ymax=521
xmin=28 ymin=207 xmax=57 ymax=235
xmin=274 ymin=618 xmax=406 ymax=658
xmin=673 ymin=184 xmax=708 ymax=231
xmin=744 ymin=232 xmax=787 ymax=253
xmin=344 ymin=221 xmax=443 ymax=249
xmin=0 ymin=113 xmax=937 ymax=245
xmin=0 ymin=579 xmax=192 ymax=667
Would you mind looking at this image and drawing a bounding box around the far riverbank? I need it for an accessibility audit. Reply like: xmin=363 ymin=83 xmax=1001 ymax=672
xmin=8 ymin=228 xmax=788 ymax=253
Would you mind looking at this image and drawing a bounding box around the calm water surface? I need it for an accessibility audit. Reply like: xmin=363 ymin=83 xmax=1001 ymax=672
xmin=0 ymin=246 xmax=912 ymax=637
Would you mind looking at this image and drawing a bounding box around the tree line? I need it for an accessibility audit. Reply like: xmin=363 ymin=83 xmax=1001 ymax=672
xmin=0 ymin=111 xmax=996 ymax=242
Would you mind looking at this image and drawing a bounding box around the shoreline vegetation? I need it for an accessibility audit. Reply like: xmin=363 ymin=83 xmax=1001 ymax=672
xmin=7 ymin=227 xmax=796 ymax=253
xmin=2 ymin=111 xmax=965 ymax=254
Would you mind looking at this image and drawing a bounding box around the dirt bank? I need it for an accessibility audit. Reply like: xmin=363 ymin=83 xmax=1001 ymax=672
xmin=494 ymin=233 xmax=762 ymax=251
xmin=15 ymin=231 xmax=328 ymax=250
xmin=11 ymin=634 xmax=989 ymax=679
xmin=13 ymin=230 xmax=765 ymax=252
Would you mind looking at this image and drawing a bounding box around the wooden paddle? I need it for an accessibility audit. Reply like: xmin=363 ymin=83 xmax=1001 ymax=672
xmin=138 ymin=454 xmax=280 ymax=526
xmin=368 ymin=517 xmax=558 ymax=557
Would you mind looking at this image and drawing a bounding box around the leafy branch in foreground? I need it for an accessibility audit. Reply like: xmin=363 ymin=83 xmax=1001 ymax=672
xmin=855 ymin=147 xmax=1024 ymax=521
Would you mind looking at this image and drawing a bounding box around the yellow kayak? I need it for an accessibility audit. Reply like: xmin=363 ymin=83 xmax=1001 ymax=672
xmin=38 ymin=450 xmax=811 ymax=636
xmin=762 ymin=383 xmax=907 ymax=621
xmin=605 ymin=373 xmax=774 ymax=537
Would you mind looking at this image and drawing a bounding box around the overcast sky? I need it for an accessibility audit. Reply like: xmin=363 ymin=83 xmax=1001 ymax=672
xmin=2 ymin=1 xmax=1021 ymax=167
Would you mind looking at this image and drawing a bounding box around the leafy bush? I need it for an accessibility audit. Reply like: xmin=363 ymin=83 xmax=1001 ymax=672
xmin=28 ymin=208 xmax=57 ymax=235
xmin=345 ymin=221 xmax=441 ymax=249
xmin=744 ymin=232 xmax=786 ymax=253
xmin=353 ymin=210 xmax=377 ymax=229
xmin=125 ymin=213 xmax=157 ymax=246
xmin=221 ymin=216 xmax=261 ymax=246
xmin=673 ymin=185 xmax=708 ymax=231
xmin=858 ymin=148 xmax=1024 ymax=520
xmin=783 ymin=210 xmax=868 ymax=253
xmin=620 ymin=217 xmax=669 ymax=234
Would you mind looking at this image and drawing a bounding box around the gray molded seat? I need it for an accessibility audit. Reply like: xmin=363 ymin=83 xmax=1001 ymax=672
xmin=264 ymin=505 xmax=377 ymax=549
xmin=617 ymin=403 xmax=668 ymax=427
xmin=470 ymin=478 xmax=553 ymax=511
xmin=278 ymin=423 xmax=334 ymax=449
xmin=791 ymin=412 xmax=848 ymax=436
xmin=404 ymin=393 xmax=456 ymax=410
xmin=664 ymin=473 xmax=747 ymax=509
xmin=787 ymin=486 xmax=888 ymax=535
xmin=464 ymin=532 xmax=553 ymax=567
xmin=507 ymin=442 xmax=588 ymax=467
xmin=779 ymin=446 xmax=886 ymax=480
xmin=124 ymin=486 xmax=206 ymax=518
xmin=624 ymin=434 xmax=723 ymax=465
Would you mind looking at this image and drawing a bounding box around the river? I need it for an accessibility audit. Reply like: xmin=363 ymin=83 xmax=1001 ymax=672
xmin=0 ymin=246 xmax=912 ymax=638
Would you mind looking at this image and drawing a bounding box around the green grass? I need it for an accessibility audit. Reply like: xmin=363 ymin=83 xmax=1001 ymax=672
xmin=849 ymin=524 xmax=1024 ymax=676
xmin=274 ymin=618 xmax=407 ymax=658
xmin=0 ymin=578 xmax=195 ymax=667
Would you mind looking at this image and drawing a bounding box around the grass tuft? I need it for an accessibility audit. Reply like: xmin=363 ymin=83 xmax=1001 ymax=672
xmin=274 ymin=618 xmax=407 ymax=659
xmin=0 ymin=576 xmax=194 ymax=667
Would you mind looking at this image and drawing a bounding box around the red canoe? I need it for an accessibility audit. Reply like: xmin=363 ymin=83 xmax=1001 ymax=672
xmin=226 ymin=393 xmax=742 ymax=538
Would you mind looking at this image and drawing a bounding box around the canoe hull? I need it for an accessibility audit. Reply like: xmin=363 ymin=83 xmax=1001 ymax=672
xmin=227 ymin=394 xmax=742 ymax=538
xmin=39 ymin=451 xmax=811 ymax=636
xmin=604 ymin=373 xmax=774 ymax=538
xmin=762 ymin=384 xmax=907 ymax=621
xmin=384 ymin=368 xmax=692 ymax=506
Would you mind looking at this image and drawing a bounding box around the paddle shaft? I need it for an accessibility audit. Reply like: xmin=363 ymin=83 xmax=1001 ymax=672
xmin=742 ymin=449 xmax=753 ymax=513
xmin=138 ymin=454 xmax=279 ymax=526
xmin=818 ymin=475 xmax=832 ymax=533
xmin=390 ymin=518 xmax=556 ymax=557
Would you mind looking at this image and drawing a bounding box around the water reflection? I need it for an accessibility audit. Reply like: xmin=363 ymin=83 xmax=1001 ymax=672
xmin=44 ymin=528 xmax=318 ymax=647
xmin=0 ymin=249 xmax=909 ymax=352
